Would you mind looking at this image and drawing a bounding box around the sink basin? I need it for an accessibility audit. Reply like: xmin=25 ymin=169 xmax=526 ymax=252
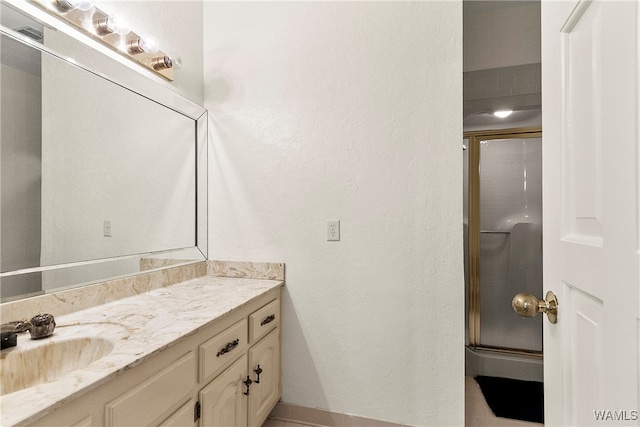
xmin=0 ymin=323 xmax=129 ymax=395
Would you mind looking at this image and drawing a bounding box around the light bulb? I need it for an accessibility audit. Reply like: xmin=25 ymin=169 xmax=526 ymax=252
xmin=95 ymin=15 xmax=131 ymax=36
xmin=165 ymin=52 xmax=182 ymax=69
xmin=128 ymin=37 xmax=159 ymax=54
xmin=493 ymin=110 xmax=513 ymax=118
xmin=139 ymin=37 xmax=159 ymax=54
xmin=106 ymin=15 xmax=131 ymax=35
xmin=170 ymin=56 xmax=182 ymax=69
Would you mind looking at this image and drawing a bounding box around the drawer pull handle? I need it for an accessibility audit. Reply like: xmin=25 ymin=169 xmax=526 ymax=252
xmin=260 ymin=314 xmax=276 ymax=326
xmin=243 ymin=376 xmax=253 ymax=396
xmin=216 ymin=338 xmax=240 ymax=357
xmin=254 ymin=364 xmax=263 ymax=384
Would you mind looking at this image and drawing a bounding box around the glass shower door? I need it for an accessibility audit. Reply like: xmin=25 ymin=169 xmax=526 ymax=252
xmin=465 ymin=131 xmax=543 ymax=353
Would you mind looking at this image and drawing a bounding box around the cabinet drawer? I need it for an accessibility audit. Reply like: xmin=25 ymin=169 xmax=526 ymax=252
xmin=249 ymin=299 xmax=280 ymax=344
xmin=105 ymin=352 xmax=195 ymax=426
xmin=200 ymin=319 xmax=248 ymax=382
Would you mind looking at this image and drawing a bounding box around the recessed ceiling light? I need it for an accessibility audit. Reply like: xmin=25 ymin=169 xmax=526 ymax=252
xmin=493 ymin=110 xmax=513 ymax=118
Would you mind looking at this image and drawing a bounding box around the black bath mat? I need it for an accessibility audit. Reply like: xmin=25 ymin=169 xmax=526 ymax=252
xmin=475 ymin=375 xmax=544 ymax=423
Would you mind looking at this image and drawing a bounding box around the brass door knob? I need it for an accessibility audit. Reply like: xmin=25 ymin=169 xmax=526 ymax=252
xmin=512 ymin=291 xmax=558 ymax=324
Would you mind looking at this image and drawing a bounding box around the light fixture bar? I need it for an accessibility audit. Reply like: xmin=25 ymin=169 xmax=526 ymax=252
xmin=31 ymin=0 xmax=174 ymax=81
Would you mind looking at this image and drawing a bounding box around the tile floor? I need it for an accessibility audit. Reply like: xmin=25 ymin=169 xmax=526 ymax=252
xmin=264 ymin=376 xmax=544 ymax=427
xmin=264 ymin=420 xmax=313 ymax=427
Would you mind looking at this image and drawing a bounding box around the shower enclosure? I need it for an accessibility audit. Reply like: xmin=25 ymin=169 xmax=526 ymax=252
xmin=464 ymin=127 xmax=543 ymax=380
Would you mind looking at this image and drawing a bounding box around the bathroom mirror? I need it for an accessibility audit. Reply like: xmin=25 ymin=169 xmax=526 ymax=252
xmin=0 ymin=3 xmax=207 ymax=301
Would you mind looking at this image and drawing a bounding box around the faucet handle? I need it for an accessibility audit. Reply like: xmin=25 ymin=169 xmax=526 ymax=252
xmin=0 ymin=320 xmax=29 ymax=350
xmin=29 ymin=313 xmax=56 ymax=339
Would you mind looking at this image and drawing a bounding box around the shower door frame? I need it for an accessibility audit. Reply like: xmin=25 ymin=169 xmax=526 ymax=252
xmin=464 ymin=126 xmax=543 ymax=356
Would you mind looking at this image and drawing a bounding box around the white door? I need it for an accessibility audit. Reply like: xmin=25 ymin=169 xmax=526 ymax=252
xmin=542 ymin=1 xmax=639 ymax=425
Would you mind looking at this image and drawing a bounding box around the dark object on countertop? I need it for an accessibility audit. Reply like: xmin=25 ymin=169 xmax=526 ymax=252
xmin=0 ymin=313 xmax=56 ymax=349
xmin=1 ymin=332 xmax=18 ymax=349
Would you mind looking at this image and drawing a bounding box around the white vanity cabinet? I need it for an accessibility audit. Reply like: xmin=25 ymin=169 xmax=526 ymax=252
xmin=198 ymin=329 xmax=281 ymax=427
xmin=27 ymin=286 xmax=281 ymax=427
xmin=199 ymin=297 xmax=281 ymax=427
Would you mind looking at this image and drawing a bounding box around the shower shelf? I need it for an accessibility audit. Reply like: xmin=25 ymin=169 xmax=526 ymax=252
xmin=480 ymin=230 xmax=511 ymax=234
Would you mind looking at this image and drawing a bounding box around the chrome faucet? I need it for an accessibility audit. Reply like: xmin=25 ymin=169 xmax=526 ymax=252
xmin=1 ymin=314 xmax=56 ymax=350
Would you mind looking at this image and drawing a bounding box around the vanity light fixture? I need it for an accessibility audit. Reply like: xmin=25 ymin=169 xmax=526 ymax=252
xmin=493 ymin=109 xmax=514 ymax=118
xmin=31 ymin=0 xmax=174 ymax=81
xmin=55 ymin=0 xmax=93 ymax=12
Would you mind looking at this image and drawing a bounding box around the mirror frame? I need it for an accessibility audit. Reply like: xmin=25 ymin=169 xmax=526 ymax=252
xmin=0 ymin=1 xmax=208 ymax=301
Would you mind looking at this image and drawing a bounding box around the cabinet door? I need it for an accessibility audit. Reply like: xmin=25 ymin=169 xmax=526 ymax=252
xmin=200 ymin=355 xmax=248 ymax=427
xmin=159 ymin=400 xmax=196 ymax=427
xmin=248 ymin=329 xmax=281 ymax=427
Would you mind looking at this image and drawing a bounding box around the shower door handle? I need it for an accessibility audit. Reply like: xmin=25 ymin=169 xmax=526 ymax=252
xmin=512 ymin=291 xmax=558 ymax=324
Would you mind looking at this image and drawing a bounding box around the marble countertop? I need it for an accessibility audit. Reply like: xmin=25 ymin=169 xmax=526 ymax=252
xmin=0 ymin=276 xmax=283 ymax=426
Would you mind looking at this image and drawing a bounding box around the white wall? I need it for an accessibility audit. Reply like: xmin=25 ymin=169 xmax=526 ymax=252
xmin=204 ymin=2 xmax=463 ymax=425
xmin=464 ymin=2 xmax=541 ymax=72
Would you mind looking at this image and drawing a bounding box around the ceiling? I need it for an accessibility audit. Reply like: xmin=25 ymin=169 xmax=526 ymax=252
xmin=463 ymin=0 xmax=540 ymax=16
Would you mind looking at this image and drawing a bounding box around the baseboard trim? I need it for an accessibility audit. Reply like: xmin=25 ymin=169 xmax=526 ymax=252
xmin=268 ymin=401 xmax=417 ymax=427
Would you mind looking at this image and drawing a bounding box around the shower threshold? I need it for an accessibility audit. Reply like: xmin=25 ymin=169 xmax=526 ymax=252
xmin=465 ymin=345 xmax=543 ymax=382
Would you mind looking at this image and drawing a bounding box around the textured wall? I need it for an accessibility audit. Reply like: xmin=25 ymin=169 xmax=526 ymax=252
xmin=204 ymin=2 xmax=463 ymax=425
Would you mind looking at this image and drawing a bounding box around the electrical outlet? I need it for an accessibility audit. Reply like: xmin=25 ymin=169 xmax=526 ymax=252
xmin=327 ymin=220 xmax=340 ymax=241
xmin=103 ymin=220 xmax=112 ymax=237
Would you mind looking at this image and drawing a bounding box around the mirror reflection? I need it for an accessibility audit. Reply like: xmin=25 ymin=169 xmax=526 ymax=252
xmin=0 ymin=5 xmax=205 ymax=301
